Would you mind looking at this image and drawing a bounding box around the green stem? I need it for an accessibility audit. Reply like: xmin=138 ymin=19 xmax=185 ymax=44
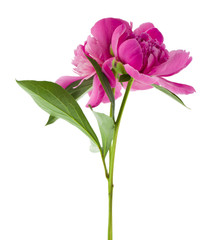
xmin=108 ymin=78 xmax=134 ymax=240
xmin=101 ymin=151 xmax=109 ymax=179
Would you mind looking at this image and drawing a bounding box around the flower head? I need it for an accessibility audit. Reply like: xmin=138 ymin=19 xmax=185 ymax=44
xmin=111 ymin=21 xmax=194 ymax=94
xmin=56 ymin=18 xmax=195 ymax=108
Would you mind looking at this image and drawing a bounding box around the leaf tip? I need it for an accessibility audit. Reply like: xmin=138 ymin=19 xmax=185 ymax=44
xmin=45 ymin=115 xmax=57 ymax=126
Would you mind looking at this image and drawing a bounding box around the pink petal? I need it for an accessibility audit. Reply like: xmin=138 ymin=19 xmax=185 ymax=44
xmin=119 ymin=39 xmax=143 ymax=71
xmin=102 ymin=58 xmax=116 ymax=88
xmin=149 ymin=50 xmax=192 ymax=77
xmin=56 ymin=76 xmax=83 ymax=89
xmin=114 ymin=82 xmax=122 ymax=99
xmin=123 ymin=80 xmax=154 ymax=90
xmin=111 ymin=24 xmax=132 ymax=58
xmin=143 ymin=53 xmax=155 ymax=73
xmin=86 ymin=74 xmax=105 ymax=108
xmin=134 ymin=22 xmax=154 ymax=36
xmin=124 ymin=64 xmax=157 ymax=86
xmin=156 ymin=77 xmax=196 ymax=95
xmin=91 ymin=18 xmax=129 ymax=59
xmin=72 ymin=44 xmax=96 ymax=77
xmin=146 ymin=27 xmax=164 ymax=44
xmin=85 ymin=36 xmax=105 ymax=64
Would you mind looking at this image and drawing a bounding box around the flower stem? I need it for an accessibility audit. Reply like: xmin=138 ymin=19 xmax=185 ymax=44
xmin=101 ymin=152 xmax=109 ymax=179
xmin=108 ymin=78 xmax=134 ymax=240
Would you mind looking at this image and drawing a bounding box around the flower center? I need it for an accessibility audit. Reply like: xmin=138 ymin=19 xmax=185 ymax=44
xmin=135 ymin=33 xmax=169 ymax=73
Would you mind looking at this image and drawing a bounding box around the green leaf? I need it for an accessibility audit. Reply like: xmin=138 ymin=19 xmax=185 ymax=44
xmin=46 ymin=77 xmax=93 ymax=126
xmin=151 ymin=84 xmax=190 ymax=109
xmin=112 ymin=61 xmax=126 ymax=75
xmin=85 ymin=55 xmax=115 ymax=120
xmin=65 ymin=76 xmax=93 ymax=99
xmin=119 ymin=74 xmax=131 ymax=82
xmin=17 ymin=80 xmax=101 ymax=147
xmin=91 ymin=108 xmax=115 ymax=158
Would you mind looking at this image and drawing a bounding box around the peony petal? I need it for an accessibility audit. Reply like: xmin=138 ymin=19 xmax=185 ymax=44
xmin=72 ymin=44 xmax=96 ymax=77
xmin=86 ymin=74 xmax=105 ymax=108
xmin=143 ymin=53 xmax=156 ymax=74
xmin=124 ymin=64 xmax=157 ymax=85
xmin=156 ymin=77 xmax=196 ymax=95
xmin=119 ymin=39 xmax=143 ymax=71
xmin=111 ymin=24 xmax=132 ymax=58
xmin=134 ymin=22 xmax=154 ymax=36
xmin=123 ymin=80 xmax=154 ymax=90
xmin=91 ymin=18 xmax=129 ymax=59
xmin=114 ymin=82 xmax=122 ymax=99
xmin=85 ymin=36 xmax=105 ymax=64
xmin=56 ymin=76 xmax=83 ymax=89
xmin=146 ymin=27 xmax=164 ymax=44
xmin=102 ymin=58 xmax=116 ymax=88
xmin=149 ymin=50 xmax=192 ymax=77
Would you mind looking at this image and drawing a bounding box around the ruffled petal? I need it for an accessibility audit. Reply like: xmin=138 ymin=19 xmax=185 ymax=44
xmin=124 ymin=64 xmax=157 ymax=85
xmin=72 ymin=44 xmax=96 ymax=77
xmin=156 ymin=77 xmax=196 ymax=95
xmin=111 ymin=24 xmax=132 ymax=58
xmin=102 ymin=58 xmax=116 ymax=88
xmin=146 ymin=27 xmax=164 ymax=44
xmin=56 ymin=76 xmax=83 ymax=89
xmin=85 ymin=36 xmax=105 ymax=64
xmin=91 ymin=18 xmax=129 ymax=59
xmin=149 ymin=50 xmax=192 ymax=77
xmin=86 ymin=74 xmax=105 ymax=108
xmin=119 ymin=39 xmax=143 ymax=71
xmin=134 ymin=22 xmax=154 ymax=36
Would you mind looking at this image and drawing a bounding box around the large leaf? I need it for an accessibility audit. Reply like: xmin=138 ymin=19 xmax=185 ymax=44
xmin=17 ymin=80 xmax=101 ymax=147
xmin=152 ymin=84 xmax=190 ymax=109
xmin=91 ymin=109 xmax=115 ymax=158
xmin=46 ymin=77 xmax=93 ymax=125
xmin=86 ymin=55 xmax=115 ymax=120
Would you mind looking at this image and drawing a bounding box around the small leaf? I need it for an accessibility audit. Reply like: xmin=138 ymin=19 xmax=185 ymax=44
xmin=119 ymin=74 xmax=131 ymax=82
xmin=114 ymin=61 xmax=126 ymax=75
xmin=17 ymin=80 xmax=101 ymax=147
xmin=46 ymin=77 xmax=93 ymax=126
xmin=86 ymin=55 xmax=115 ymax=120
xmin=90 ymin=108 xmax=115 ymax=158
xmin=152 ymin=84 xmax=190 ymax=109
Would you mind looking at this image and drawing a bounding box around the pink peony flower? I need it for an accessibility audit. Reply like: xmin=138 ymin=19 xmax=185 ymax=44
xmin=111 ymin=21 xmax=195 ymax=94
xmin=56 ymin=18 xmax=195 ymax=108
xmin=56 ymin=18 xmax=129 ymax=107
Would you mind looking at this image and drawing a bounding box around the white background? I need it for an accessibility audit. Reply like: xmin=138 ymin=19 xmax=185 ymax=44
xmin=0 ymin=0 xmax=213 ymax=239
